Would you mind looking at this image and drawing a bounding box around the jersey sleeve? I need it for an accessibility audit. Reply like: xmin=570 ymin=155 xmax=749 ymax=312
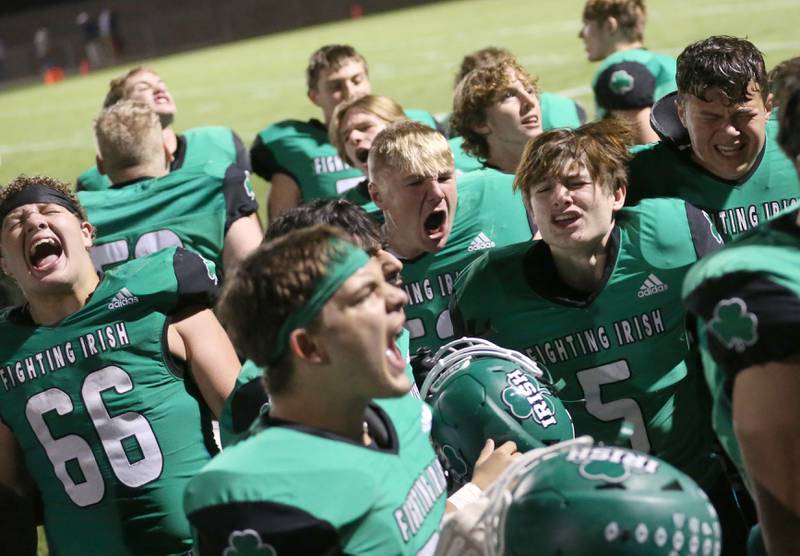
xmin=172 ymin=247 xmax=219 ymax=310
xmin=188 ymin=500 xmax=344 ymax=556
xmin=222 ymin=164 xmax=259 ymax=232
xmin=230 ymin=130 xmax=252 ymax=174
xmin=250 ymin=134 xmax=298 ymax=183
xmin=685 ymin=272 xmax=800 ymax=379
xmin=684 ymin=202 xmax=725 ymax=258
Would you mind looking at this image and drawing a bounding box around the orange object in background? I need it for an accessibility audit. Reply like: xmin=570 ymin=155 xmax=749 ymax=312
xmin=79 ymin=59 xmax=90 ymax=74
xmin=350 ymin=4 xmax=363 ymax=18
xmin=43 ymin=66 xmax=64 ymax=84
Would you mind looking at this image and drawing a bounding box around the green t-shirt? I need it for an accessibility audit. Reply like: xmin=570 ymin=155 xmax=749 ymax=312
xmin=401 ymin=168 xmax=533 ymax=354
xmin=185 ymin=394 xmax=446 ymax=555
xmin=76 ymin=126 xmax=250 ymax=192
xmin=683 ymin=206 xmax=800 ymax=485
xmin=627 ymin=118 xmax=800 ymax=241
xmin=451 ymin=198 xmax=725 ymax=486
xmin=593 ymin=48 xmax=677 ymax=118
xmin=79 ymin=162 xmax=258 ymax=277
xmin=250 ymin=109 xmax=441 ymax=202
xmin=0 ymin=248 xmax=219 ymax=556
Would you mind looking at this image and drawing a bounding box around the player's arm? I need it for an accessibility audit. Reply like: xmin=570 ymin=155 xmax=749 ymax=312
xmin=267 ymin=172 xmax=302 ymax=221
xmin=733 ymin=359 xmax=800 ymax=555
xmin=187 ymin=498 xmax=345 ymax=555
xmin=221 ymin=165 xmax=262 ymax=271
xmin=0 ymin=422 xmax=39 ymax=555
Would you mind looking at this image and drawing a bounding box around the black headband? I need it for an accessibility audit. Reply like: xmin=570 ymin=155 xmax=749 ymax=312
xmin=0 ymin=184 xmax=82 ymax=224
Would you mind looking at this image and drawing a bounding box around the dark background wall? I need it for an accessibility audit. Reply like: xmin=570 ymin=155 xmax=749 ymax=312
xmin=0 ymin=0 xmax=435 ymax=82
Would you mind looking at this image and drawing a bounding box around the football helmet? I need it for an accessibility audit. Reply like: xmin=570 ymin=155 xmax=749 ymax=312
xmin=437 ymin=437 xmax=723 ymax=556
xmin=420 ymin=338 xmax=574 ymax=486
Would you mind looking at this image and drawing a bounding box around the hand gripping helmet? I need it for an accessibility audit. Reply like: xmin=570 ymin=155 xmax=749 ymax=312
xmin=420 ymin=338 xmax=574 ymax=486
xmin=441 ymin=437 xmax=723 ymax=556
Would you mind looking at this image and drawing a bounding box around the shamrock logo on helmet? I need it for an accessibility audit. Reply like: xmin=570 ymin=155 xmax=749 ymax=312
xmin=708 ymin=298 xmax=758 ymax=353
xmin=439 ymin=444 xmax=470 ymax=483
xmin=500 ymin=370 xmax=558 ymax=427
xmin=501 ymin=385 xmax=534 ymax=420
xmin=609 ymin=69 xmax=635 ymax=95
xmin=223 ymin=530 xmax=277 ymax=556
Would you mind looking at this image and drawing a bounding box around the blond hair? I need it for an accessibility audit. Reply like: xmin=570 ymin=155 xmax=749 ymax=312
xmin=94 ymin=100 xmax=163 ymax=173
xmin=368 ymin=121 xmax=453 ymax=186
xmin=329 ymin=94 xmax=407 ymax=164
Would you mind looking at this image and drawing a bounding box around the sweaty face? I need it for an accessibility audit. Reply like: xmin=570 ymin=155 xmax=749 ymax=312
xmin=529 ymin=161 xmax=624 ymax=254
xmin=678 ymin=84 xmax=772 ymax=181
xmin=374 ymin=163 xmax=457 ymax=259
xmin=482 ymin=71 xmax=543 ymax=154
xmin=317 ymin=259 xmax=410 ymax=399
xmin=340 ymin=108 xmax=389 ymax=174
xmin=310 ymin=59 xmax=372 ymax=123
xmin=0 ymin=203 xmax=94 ymax=297
xmin=579 ymin=19 xmax=613 ymax=62
xmin=124 ymin=70 xmax=176 ymax=125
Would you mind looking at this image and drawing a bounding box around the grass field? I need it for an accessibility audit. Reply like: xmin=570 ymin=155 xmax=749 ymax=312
xmin=1 ymin=0 xmax=799 ymax=224
xmin=1 ymin=0 xmax=797 ymax=552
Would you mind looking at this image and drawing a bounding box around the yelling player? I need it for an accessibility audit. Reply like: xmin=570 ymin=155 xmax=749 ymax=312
xmin=0 ymin=175 xmax=241 ymax=555
xmin=77 ymin=66 xmax=250 ymax=192
xmin=450 ymin=119 xmax=750 ymax=550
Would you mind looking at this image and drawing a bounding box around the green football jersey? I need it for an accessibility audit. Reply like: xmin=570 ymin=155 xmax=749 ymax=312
xmin=451 ymin=198 xmax=724 ymax=486
xmin=627 ymin=118 xmax=800 ymax=240
xmin=401 ymin=168 xmax=533 ymax=355
xmin=218 ymin=328 xmax=420 ymax=447
xmin=250 ymin=109 xmax=440 ymax=202
xmin=185 ymin=394 xmax=446 ymax=555
xmin=76 ymin=126 xmax=250 ymax=192
xmin=683 ymin=206 xmax=800 ymax=485
xmin=0 ymin=248 xmax=219 ymax=556
xmin=593 ymin=48 xmax=677 ymax=118
xmin=79 ymin=161 xmax=257 ymax=276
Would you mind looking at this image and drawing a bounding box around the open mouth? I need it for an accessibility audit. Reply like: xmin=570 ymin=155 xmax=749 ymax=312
xmin=385 ymin=328 xmax=406 ymax=374
xmin=355 ymin=147 xmax=370 ymax=164
xmin=552 ymin=212 xmax=580 ymax=228
xmin=28 ymin=237 xmax=63 ymax=273
xmin=424 ymin=209 xmax=446 ymax=235
xmin=522 ymin=114 xmax=540 ymax=128
xmin=715 ymin=143 xmax=745 ymax=157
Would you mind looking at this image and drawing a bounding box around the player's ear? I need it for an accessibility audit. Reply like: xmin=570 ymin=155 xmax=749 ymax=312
xmin=605 ymin=16 xmax=619 ymax=34
xmin=289 ymin=328 xmax=327 ymax=365
xmin=764 ymin=92 xmax=774 ymax=118
xmin=307 ymin=87 xmax=321 ymax=108
xmin=676 ymin=96 xmax=688 ymax=128
xmin=473 ymin=121 xmax=491 ymax=136
xmin=612 ymin=182 xmax=627 ymax=211
xmin=80 ymin=220 xmax=95 ymax=249
xmin=96 ymin=154 xmax=106 ymax=176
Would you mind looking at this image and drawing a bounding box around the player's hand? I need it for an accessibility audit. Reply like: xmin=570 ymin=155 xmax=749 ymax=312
xmin=471 ymin=439 xmax=520 ymax=490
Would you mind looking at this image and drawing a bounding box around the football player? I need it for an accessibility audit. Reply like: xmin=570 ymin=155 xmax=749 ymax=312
xmin=76 ymin=66 xmax=250 ymax=192
xmin=0 ymin=175 xmax=241 ymax=555
xmin=682 ymin=66 xmax=800 ymax=556
xmin=579 ymin=0 xmax=676 ymax=118
xmin=450 ymin=119 xmax=750 ymax=550
xmin=250 ymin=44 xmax=441 ymax=220
xmin=367 ymin=121 xmax=533 ymax=355
xmin=592 ymin=60 xmax=660 ymax=144
xmin=627 ymin=36 xmax=800 ymax=240
xmin=184 ymin=225 xmax=445 ymax=554
xmin=80 ymin=100 xmax=262 ymax=276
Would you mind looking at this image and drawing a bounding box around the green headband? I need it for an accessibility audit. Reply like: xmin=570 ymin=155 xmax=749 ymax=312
xmin=267 ymin=239 xmax=370 ymax=366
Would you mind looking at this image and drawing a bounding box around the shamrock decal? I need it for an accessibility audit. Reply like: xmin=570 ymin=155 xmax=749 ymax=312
xmin=223 ymin=529 xmax=277 ymax=556
xmin=440 ymin=444 xmax=469 ymax=482
xmin=578 ymin=459 xmax=631 ymax=484
xmin=501 ymin=385 xmax=532 ymax=420
xmin=708 ymin=298 xmax=758 ymax=353
xmin=609 ymin=69 xmax=634 ymax=95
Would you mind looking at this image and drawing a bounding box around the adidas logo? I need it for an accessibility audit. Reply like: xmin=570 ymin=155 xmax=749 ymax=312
xmin=108 ymin=288 xmax=140 ymax=310
xmin=637 ymin=273 xmax=668 ymax=298
xmin=468 ymin=232 xmax=495 ymax=252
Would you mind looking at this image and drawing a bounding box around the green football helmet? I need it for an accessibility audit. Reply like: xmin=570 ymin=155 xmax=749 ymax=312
xmin=472 ymin=437 xmax=723 ymax=555
xmin=420 ymin=337 xmax=574 ymax=486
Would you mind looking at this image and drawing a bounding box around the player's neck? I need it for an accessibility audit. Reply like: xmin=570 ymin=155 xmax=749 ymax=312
xmin=610 ymin=40 xmax=643 ymax=55
xmin=162 ymin=127 xmax=178 ymax=156
xmin=487 ymin=144 xmax=524 ymax=175
xmin=382 ymin=222 xmax=425 ymax=260
xmin=549 ymin=226 xmax=615 ymax=293
xmin=27 ymin=272 xmax=100 ymax=325
xmin=109 ymin=162 xmax=169 ymax=185
xmin=270 ymin=390 xmax=369 ymax=444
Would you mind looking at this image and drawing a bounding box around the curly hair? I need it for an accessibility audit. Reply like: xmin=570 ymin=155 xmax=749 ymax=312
xmin=514 ymin=119 xmax=635 ymax=204
xmin=1 ymin=175 xmax=88 ymax=223
xmin=677 ymin=36 xmax=768 ymax=104
xmin=453 ymin=46 xmax=514 ymax=88
xmin=217 ymin=225 xmax=352 ymax=394
xmin=451 ymin=57 xmax=539 ymax=161
xmin=582 ymin=0 xmax=647 ymax=42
